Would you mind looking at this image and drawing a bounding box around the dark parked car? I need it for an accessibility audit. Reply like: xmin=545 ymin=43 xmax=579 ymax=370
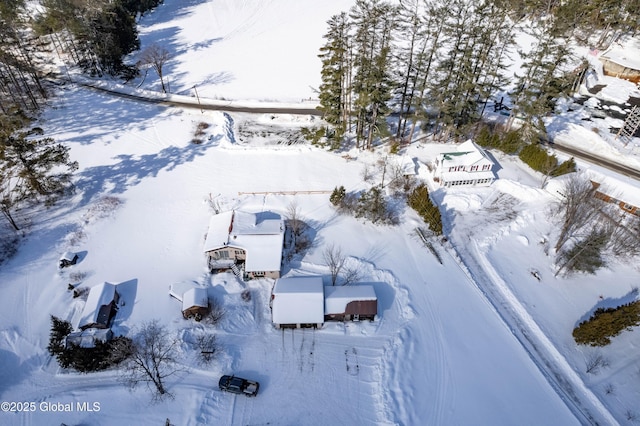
xmin=218 ymin=375 xmax=259 ymax=397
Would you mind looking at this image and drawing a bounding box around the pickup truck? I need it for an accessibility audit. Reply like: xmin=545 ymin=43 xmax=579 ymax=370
xmin=218 ymin=375 xmax=260 ymax=397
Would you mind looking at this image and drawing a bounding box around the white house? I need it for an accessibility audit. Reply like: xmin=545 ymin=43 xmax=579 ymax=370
xmin=78 ymin=282 xmax=120 ymax=330
xmin=203 ymin=210 xmax=285 ymax=279
xmin=434 ymin=140 xmax=496 ymax=187
xmin=271 ymin=276 xmax=325 ymax=328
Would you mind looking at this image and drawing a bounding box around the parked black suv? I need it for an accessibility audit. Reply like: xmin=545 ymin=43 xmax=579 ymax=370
xmin=218 ymin=375 xmax=259 ymax=397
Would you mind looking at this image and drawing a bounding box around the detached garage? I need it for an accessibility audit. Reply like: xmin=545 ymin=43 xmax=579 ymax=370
xmin=324 ymin=285 xmax=377 ymax=321
xmin=271 ymin=276 xmax=324 ymax=329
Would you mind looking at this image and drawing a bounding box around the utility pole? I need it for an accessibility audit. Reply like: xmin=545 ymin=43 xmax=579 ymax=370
xmin=193 ymin=84 xmax=203 ymax=113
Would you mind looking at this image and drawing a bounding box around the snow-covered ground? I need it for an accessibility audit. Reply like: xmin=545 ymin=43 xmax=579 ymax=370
xmin=1 ymin=1 xmax=640 ymax=425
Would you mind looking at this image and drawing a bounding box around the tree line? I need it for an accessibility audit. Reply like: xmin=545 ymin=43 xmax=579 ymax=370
xmin=1 ymin=1 xmax=164 ymax=246
xmin=317 ymin=0 xmax=639 ymax=149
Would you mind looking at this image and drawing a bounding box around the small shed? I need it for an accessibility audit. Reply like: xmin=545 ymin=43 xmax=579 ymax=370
xmin=59 ymin=251 xmax=79 ymax=268
xmin=78 ymin=282 xmax=119 ymax=330
xmin=182 ymin=287 xmax=209 ymax=321
xmin=65 ymin=328 xmax=113 ymax=349
xmin=324 ymin=285 xmax=377 ymax=321
xmin=271 ymin=276 xmax=324 ymax=329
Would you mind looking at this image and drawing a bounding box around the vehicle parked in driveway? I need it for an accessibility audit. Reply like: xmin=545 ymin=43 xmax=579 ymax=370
xmin=218 ymin=375 xmax=259 ymax=397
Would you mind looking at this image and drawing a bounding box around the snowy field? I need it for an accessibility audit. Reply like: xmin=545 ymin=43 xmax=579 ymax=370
xmin=1 ymin=0 xmax=640 ymax=425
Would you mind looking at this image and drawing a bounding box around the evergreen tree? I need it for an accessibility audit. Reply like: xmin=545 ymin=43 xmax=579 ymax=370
xmin=330 ymin=185 xmax=347 ymax=206
xmin=47 ymin=315 xmax=73 ymax=358
xmin=508 ymin=18 xmax=572 ymax=143
xmin=0 ymin=0 xmax=47 ymax=112
xmin=318 ymin=12 xmax=352 ymax=144
xmin=0 ymin=111 xmax=78 ymax=230
xmin=405 ymin=0 xmax=447 ymax=142
xmin=350 ymin=0 xmax=395 ymax=150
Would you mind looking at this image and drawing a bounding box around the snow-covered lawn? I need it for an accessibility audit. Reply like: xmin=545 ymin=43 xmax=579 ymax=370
xmin=1 ymin=1 xmax=640 ymax=425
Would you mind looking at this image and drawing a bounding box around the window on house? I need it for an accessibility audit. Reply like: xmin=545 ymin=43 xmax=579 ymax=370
xmin=471 ymin=165 xmax=478 ymax=171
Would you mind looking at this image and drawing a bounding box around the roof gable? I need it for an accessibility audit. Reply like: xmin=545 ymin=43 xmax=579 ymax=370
xmin=78 ymin=282 xmax=118 ymax=329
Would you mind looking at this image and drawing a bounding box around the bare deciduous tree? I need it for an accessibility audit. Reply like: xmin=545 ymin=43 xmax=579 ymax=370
xmin=585 ymin=352 xmax=609 ymax=375
xmin=323 ymin=244 xmax=346 ymax=286
xmin=195 ymin=332 xmax=217 ymax=365
xmin=553 ymin=173 xmax=603 ymax=252
xmin=118 ymin=320 xmax=183 ymax=399
xmin=140 ymin=43 xmax=170 ymax=93
xmin=287 ymin=200 xmax=303 ymax=242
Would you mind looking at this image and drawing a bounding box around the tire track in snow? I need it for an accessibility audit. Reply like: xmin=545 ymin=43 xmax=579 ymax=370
xmin=449 ymin=239 xmax=618 ymax=425
xmin=374 ymin=231 xmax=453 ymax=425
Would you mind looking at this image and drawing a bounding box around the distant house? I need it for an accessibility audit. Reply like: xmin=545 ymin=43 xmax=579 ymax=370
xmin=203 ymin=210 xmax=285 ymax=279
xmin=59 ymin=251 xmax=79 ymax=268
xmin=181 ymin=287 xmax=209 ymax=321
xmin=78 ymin=282 xmax=120 ymax=330
xmin=65 ymin=328 xmax=113 ymax=349
xmin=271 ymin=276 xmax=324 ymax=329
xmin=434 ymin=140 xmax=496 ymax=187
xmin=599 ymin=37 xmax=640 ymax=83
xmin=591 ymin=180 xmax=640 ymax=217
xmin=545 ymin=173 xmax=640 ymax=217
xmin=324 ymin=285 xmax=377 ymax=322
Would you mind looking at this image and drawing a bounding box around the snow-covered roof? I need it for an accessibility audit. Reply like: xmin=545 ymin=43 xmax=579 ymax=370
xmin=203 ymin=210 xmax=285 ymax=272
xmin=586 ymin=170 xmax=640 ymax=207
xmin=324 ymin=285 xmax=377 ymax=315
xmin=438 ymin=140 xmax=491 ymax=167
xmin=78 ymin=282 xmax=118 ymax=329
xmin=169 ymin=281 xmax=197 ymax=302
xmin=182 ymin=287 xmax=208 ymax=310
xmin=60 ymin=251 xmax=77 ymax=261
xmin=399 ymin=155 xmax=417 ymax=175
xmin=272 ymin=276 xmax=324 ymax=325
xmin=203 ymin=211 xmax=235 ymax=252
xmin=545 ymin=171 xmax=640 ymax=208
xmin=66 ymin=328 xmax=113 ymax=348
xmin=600 ymin=37 xmax=640 ymax=71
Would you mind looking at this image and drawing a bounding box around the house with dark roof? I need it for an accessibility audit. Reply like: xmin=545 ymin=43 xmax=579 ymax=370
xmin=78 ymin=282 xmax=120 ymax=330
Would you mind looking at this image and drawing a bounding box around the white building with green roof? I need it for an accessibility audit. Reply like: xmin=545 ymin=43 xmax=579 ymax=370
xmin=434 ymin=140 xmax=496 ymax=187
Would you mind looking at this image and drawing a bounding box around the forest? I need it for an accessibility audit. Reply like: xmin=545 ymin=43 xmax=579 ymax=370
xmin=316 ymin=0 xmax=639 ymax=149
xmin=0 ymin=0 xmax=639 ymax=249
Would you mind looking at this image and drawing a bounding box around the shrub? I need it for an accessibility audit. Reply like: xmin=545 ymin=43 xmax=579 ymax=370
xmin=330 ymin=186 xmax=346 ymax=207
xmin=355 ymin=186 xmax=394 ymax=224
xmin=475 ymin=127 xmax=523 ymax=154
xmin=300 ymin=127 xmax=325 ymax=146
xmin=196 ymin=332 xmax=218 ymax=365
xmin=47 ymin=316 xmax=132 ymax=372
xmin=519 ymin=143 xmax=557 ymax=171
xmin=551 ymin=157 xmax=576 ymax=177
xmin=408 ymin=184 xmax=443 ymax=235
xmin=557 ymin=229 xmax=608 ymax=274
xmin=573 ymin=300 xmax=640 ymax=346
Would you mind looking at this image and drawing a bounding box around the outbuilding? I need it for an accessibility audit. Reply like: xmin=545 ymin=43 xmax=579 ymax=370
xmin=59 ymin=251 xmax=79 ymax=268
xmin=181 ymin=287 xmax=209 ymax=321
xmin=271 ymin=276 xmax=324 ymax=329
xmin=324 ymin=285 xmax=377 ymax=322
